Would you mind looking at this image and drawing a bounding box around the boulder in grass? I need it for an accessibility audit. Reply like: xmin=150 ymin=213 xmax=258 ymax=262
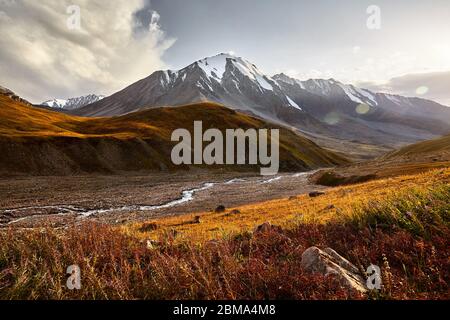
xmin=193 ymin=216 xmax=201 ymax=224
xmin=301 ymin=246 xmax=367 ymax=293
xmin=214 ymin=205 xmax=226 ymax=213
xmin=309 ymin=191 xmax=326 ymax=198
xmin=254 ymin=222 xmax=283 ymax=234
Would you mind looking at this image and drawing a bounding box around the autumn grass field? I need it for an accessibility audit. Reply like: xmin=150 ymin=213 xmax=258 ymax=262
xmin=0 ymin=167 xmax=448 ymax=300
xmin=123 ymin=168 xmax=450 ymax=244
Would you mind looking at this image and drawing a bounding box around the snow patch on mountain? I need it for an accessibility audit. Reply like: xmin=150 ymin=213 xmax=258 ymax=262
xmin=354 ymin=87 xmax=378 ymax=106
xmin=160 ymin=70 xmax=180 ymax=88
xmin=42 ymin=99 xmax=68 ymax=109
xmin=384 ymin=94 xmax=413 ymax=107
xmin=197 ymin=54 xmax=228 ymax=81
xmin=286 ymin=96 xmax=302 ymax=110
xmin=273 ymin=74 xmax=305 ymax=89
xmin=232 ymin=58 xmax=274 ymax=91
xmin=337 ymin=83 xmax=365 ymax=104
xmin=310 ymin=79 xmax=333 ymax=95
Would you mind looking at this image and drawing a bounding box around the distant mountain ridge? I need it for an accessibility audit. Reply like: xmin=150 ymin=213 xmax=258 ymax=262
xmin=273 ymin=73 xmax=450 ymax=128
xmin=42 ymin=94 xmax=105 ymax=110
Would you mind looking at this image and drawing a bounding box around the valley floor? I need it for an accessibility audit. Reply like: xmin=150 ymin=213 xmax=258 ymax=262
xmin=0 ymin=170 xmax=325 ymax=228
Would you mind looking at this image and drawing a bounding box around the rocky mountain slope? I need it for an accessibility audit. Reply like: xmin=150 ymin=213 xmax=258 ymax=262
xmin=274 ymin=74 xmax=450 ymax=143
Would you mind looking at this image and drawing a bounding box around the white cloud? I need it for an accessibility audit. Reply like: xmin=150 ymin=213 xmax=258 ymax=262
xmin=0 ymin=0 xmax=175 ymax=103
xmin=352 ymin=46 xmax=361 ymax=55
xmin=357 ymin=71 xmax=450 ymax=107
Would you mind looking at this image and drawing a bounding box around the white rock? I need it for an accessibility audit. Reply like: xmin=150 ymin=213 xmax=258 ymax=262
xmin=301 ymin=246 xmax=367 ymax=293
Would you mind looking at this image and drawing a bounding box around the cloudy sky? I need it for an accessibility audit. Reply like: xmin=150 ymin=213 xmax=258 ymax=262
xmin=1 ymin=0 xmax=449 ymax=105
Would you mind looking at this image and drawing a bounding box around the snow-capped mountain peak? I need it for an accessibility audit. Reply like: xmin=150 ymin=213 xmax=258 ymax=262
xmin=196 ymin=53 xmax=232 ymax=81
xmin=191 ymin=53 xmax=276 ymax=92
xmin=43 ymin=98 xmax=69 ymax=109
xmin=42 ymin=94 xmax=105 ymax=110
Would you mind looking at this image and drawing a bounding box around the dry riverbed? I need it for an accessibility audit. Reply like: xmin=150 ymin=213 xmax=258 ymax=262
xmin=0 ymin=170 xmax=326 ymax=228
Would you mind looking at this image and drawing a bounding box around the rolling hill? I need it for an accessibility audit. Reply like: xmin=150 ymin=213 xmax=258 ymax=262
xmin=0 ymin=91 xmax=347 ymax=175
xmin=311 ymin=133 xmax=450 ymax=186
xmin=385 ymin=133 xmax=450 ymax=159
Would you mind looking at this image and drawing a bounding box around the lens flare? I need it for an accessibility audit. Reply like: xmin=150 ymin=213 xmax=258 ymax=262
xmin=356 ymin=104 xmax=370 ymax=114
xmin=416 ymin=86 xmax=429 ymax=95
xmin=324 ymin=112 xmax=340 ymax=125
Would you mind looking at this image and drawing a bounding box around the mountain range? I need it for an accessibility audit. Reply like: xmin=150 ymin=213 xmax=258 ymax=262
xmin=60 ymin=53 xmax=450 ymax=158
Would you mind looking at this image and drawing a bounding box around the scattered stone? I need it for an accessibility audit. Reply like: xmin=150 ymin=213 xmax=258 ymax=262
xmin=193 ymin=216 xmax=202 ymax=224
xmin=139 ymin=222 xmax=158 ymax=233
xmin=300 ymin=246 xmax=367 ymax=293
xmin=254 ymin=222 xmax=283 ymax=234
xmin=309 ymin=191 xmax=326 ymax=198
xmin=146 ymin=239 xmax=161 ymax=250
xmin=215 ymin=205 xmax=226 ymax=213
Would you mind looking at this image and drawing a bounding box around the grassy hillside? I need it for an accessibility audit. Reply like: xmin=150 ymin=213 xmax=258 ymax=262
xmin=385 ymin=134 xmax=450 ymax=158
xmin=0 ymin=95 xmax=347 ymax=175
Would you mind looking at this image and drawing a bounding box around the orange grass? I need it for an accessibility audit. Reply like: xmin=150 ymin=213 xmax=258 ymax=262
xmin=123 ymin=168 xmax=450 ymax=243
